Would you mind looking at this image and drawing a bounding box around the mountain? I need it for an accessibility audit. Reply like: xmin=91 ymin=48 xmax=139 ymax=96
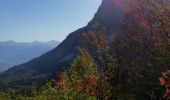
xmin=0 ymin=0 xmax=125 ymax=88
xmin=0 ymin=40 xmax=59 ymax=72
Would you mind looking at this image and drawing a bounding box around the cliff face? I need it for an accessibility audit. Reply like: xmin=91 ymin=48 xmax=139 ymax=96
xmin=0 ymin=0 xmax=125 ymax=88
xmin=91 ymin=0 xmax=125 ymax=32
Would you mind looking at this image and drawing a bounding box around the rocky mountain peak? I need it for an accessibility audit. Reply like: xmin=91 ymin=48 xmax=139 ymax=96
xmin=0 ymin=0 xmax=126 ymax=88
xmin=90 ymin=0 xmax=125 ymax=32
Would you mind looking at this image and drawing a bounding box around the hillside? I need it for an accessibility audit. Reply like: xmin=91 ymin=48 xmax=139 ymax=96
xmin=0 ymin=0 xmax=125 ymax=88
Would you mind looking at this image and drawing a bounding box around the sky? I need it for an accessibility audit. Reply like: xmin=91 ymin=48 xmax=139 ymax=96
xmin=0 ymin=0 xmax=102 ymax=42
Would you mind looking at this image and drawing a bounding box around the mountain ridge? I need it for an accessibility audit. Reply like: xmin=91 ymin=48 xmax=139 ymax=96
xmin=0 ymin=40 xmax=60 ymax=73
xmin=0 ymin=0 xmax=126 ymax=88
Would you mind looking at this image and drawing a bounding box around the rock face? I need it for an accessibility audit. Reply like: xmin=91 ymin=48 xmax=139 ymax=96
xmin=92 ymin=0 xmax=125 ymax=32
xmin=0 ymin=0 xmax=125 ymax=88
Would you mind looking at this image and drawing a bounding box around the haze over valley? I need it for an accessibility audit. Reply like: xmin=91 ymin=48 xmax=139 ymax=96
xmin=0 ymin=40 xmax=59 ymax=72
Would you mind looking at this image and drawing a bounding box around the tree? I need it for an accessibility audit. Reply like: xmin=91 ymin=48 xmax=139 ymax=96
xmin=54 ymin=48 xmax=98 ymax=100
xmin=82 ymin=25 xmax=123 ymax=99
xmin=117 ymin=0 xmax=170 ymax=99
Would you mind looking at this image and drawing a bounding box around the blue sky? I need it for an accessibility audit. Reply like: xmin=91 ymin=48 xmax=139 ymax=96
xmin=0 ymin=0 xmax=101 ymax=42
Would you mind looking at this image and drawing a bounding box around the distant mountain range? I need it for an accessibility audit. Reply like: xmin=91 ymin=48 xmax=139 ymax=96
xmin=0 ymin=40 xmax=59 ymax=72
xmin=0 ymin=0 xmax=125 ymax=88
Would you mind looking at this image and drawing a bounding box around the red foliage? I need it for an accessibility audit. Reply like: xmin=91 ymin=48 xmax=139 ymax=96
xmin=74 ymin=82 xmax=83 ymax=92
xmin=55 ymin=72 xmax=68 ymax=92
xmin=159 ymin=70 xmax=170 ymax=98
xmin=82 ymin=75 xmax=97 ymax=96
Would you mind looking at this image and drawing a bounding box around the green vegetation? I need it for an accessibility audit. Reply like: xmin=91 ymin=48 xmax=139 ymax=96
xmin=0 ymin=0 xmax=169 ymax=100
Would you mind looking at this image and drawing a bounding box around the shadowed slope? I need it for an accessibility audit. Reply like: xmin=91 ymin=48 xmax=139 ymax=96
xmin=0 ymin=0 xmax=125 ymax=88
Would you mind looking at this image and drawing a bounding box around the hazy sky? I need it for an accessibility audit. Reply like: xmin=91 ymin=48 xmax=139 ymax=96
xmin=0 ymin=0 xmax=101 ymax=42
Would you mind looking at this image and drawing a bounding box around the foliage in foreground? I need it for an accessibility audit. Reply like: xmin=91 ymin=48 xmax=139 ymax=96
xmin=0 ymin=0 xmax=170 ymax=100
